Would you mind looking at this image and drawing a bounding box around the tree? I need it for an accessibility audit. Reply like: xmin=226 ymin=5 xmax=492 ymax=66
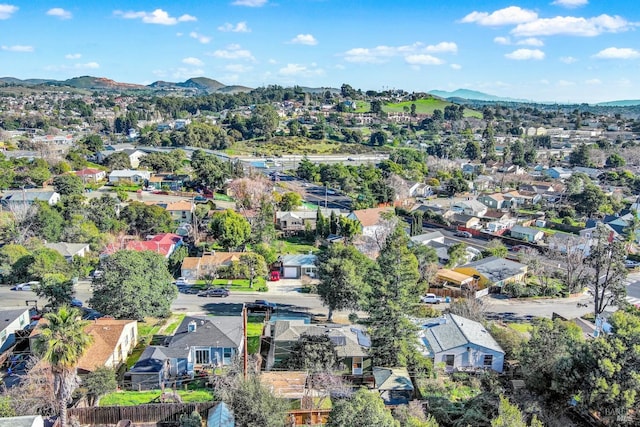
xmin=168 ymin=245 xmax=189 ymax=277
xmin=568 ymin=143 xmax=591 ymax=167
xmin=179 ymin=411 xmax=203 ymax=427
xmin=548 ymin=235 xmax=591 ymax=294
xmin=483 ymin=240 xmax=508 ymax=258
xmin=368 ymin=225 xmax=420 ymax=367
xmin=120 ymin=201 xmax=173 ymax=236
xmin=89 ymin=250 xmax=177 ymax=319
xmin=103 ymin=151 xmax=131 ymax=169
xmin=491 ymin=396 xmax=526 ymax=427
xmin=83 ymin=367 xmax=117 ymax=406
xmin=33 ymin=306 xmax=93 ymax=427
xmin=464 ymin=140 xmax=481 ymax=161
xmin=284 ymin=334 xmax=338 ymax=372
xmin=328 ymin=388 xmax=399 ymax=427
xmin=394 ymin=402 xmax=440 ymax=427
xmin=410 ymin=244 xmax=438 ymax=287
xmin=190 ymin=150 xmax=230 ymax=191
xmin=239 ymin=253 xmax=268 ymax=288
xmin=33 ymin=274 xmax=75 ymax=310
xmin=585 ymin=225 xmax=627 ymax=316
xmin=53 ymin=174 xmax=84 ymax=196
xmin=369 ymin=130 xmax=387 ymax=146
xmin=79 ymin=134 xmax=104 ymax=154
xmin=278 ymin=191 xmax=302 ymax=211
xmin=317 ymin=244 xmax=372 ymax=321
xmin=569 ymin=184 xmax=605 ymax=217
xmin=605 ymin=153 xmax=625 ymax=168
xmin=446 ymin=243 xmax=468 ymax=268
xmin=338 ymin=216 xmax=361 ymax=242
xmin=0 ymin=243 xmax=31 ymax=283
xmin=209 ymin=209 xmax=251 ymax=251
xmin=227 ymin=377 xmax=289 ymax=427
xmin=28 ymin=248 xmax=70 ymax=281
xmin=33 ymin=202 xmax=65 ymax=242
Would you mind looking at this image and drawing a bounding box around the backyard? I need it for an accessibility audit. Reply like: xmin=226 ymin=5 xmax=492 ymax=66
xmin=100 ymin=389 xmax=213 ymax=406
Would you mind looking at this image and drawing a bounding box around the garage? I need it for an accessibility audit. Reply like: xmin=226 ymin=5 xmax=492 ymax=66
xmin=283 ymin=267 xmax=299 ymax=279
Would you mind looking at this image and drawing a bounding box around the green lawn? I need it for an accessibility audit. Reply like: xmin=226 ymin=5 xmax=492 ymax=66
xmin=126 ymin=318 xmax=168 ymax=368
xmin=194 ymin=277 xmax=268 ymax=292
xmin=214 ymin=193 xmax=234 ymax=202
xmin=162 ymin=314 xmax=186 ymax=335
xmin=508 ymin=323 xmax=533 ymax=334
xmin=246 ymin=317 xmax=264 ymax=355
xmin=382 ymin=98 xmax=482 ymax=118
xmin=272 ymin=237 xmax=320 ymax=255
xmin=100 ymin=390 xmax=213 ymax=406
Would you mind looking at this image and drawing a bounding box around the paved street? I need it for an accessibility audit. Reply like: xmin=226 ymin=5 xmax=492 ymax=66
xmin=623 ymin=271 xmax=640 ymax=307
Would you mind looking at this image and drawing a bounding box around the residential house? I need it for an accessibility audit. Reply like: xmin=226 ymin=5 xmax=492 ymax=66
xmin=30 ymin=318 xmax=137 ymax=374
xmin=279 ymin=254 xmax=318 ymax=279
xmin=583 ymin=213 xmax=636 ymax=242
xmin=434 ymin=269 xmax=477 ymax=289
xmin=444 ymin=212 xmax=481 ymax=229
xmin=372 ymin=367 xmax=414 ymax=405
xmin=275 ymin=209 xmax=342 ymax=233
xmin=108 ymin=169 xmax=151 ymax=185
xmin=418 ymin=314 xmax=505 ymax=373
xmin=0 ymin=308 xmax=30 ymax=353
xmin=454 ymin=256 xmax=527 ymax=290
xmin=268 ymin=320 xmax=371 ymax=376
xmin=477 ymin=193 xmax=506 ymax=210
xmin=451 ymin=199 xmax=488 ymax=217
xmin=102 ymin=233 xmax=183 ymax=259
xmin=473 ymin=175 xmax=495 ymax=192
xmin=544 ymin=167 xmax=573 ymax=180
xmin=462 ymin=163 xmax=485 ymax=176
xmin=127 ymin=315 xmax=244 ymax=390
xmin=165 ymin=200 xmax=195 ymax=224
xmin=44 ymin=242 xmax=91 ymax=260
xmin=0 ymin=415 xmax=45 ymax=427
xmin=1 ymin=190 xmax=60 ymax=208
xmin=180 ymin=252 xmax=244 ymax=281
xmin=74 ymin=168 xmax=106 ymax=183
xmin=409 ymin=231 xmax=446 ymax=246
xmin=147 ymin=173 xmax=188 ymax=191
xmin=573 ymin=167 xmax=602 ymax=180
xmin=347 ymin=207 xmax=394 ymax=238
xmin=502 ymin=190 xmax=541 ymax=208
xmin=509 ymin=225 xmax=544 ymax=243
xmin=408 ymin=182 xmax=432 ymax=198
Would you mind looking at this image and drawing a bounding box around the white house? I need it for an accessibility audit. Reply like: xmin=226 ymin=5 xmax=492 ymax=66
xmin=347 ymin=207 xmax=394 ymax=238
xmin=279 ymin=254 xmax=318 ymax=279
xmin=0 ymin=308 xmax=30 ymax=353
xmin=1 ymin=190 xmax=60 ymax=208
xmin=419 ymin=314 xmax=504 ymax=373
xmin=451 ymin=199 xmax=488 ymax=217
xmin=44 ymin=242 xmax=91 ymax=260
xmin=108 ymin=169 xmax=151 ymax=184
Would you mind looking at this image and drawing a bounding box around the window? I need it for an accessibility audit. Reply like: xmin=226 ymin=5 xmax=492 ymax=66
xmin=223 ymin=348 xmax=232 ymax=362
xmin=483 ymin=355 xmax=493 ymax=368
xmin=195 ymin=349 xmax=210 ymax=365
xmin=444 ymin=354 xmax=455 ymax=367
xmin=0 ymin=330 xmax=6 ymax=344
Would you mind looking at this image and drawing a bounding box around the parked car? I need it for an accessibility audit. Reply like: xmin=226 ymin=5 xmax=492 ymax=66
xmin=421 ymin=293 xmax=444 ymax=304
xmin=454 ymin=231 xmax=472 ymax=238
xmin=194 ymin=195 xmax=208 ymax=203
xmin=269 ymin=271 xmax=281 ymax=281
xmin=174 ymin=277 xmax=188 ymax=286
xmin=511 ymin=245 xmax=528 ymax=252
xmin=90 ymin=270 xmax=103 ymax=279
xmin=625 ymin=260 xmax=640 ymax=269
xmin=198 ymin=288 xmax=230 ymax=298
xmin=247 ymin=300 xmax=277 ymax=311
xmin=12 ymin=281 xmax=39 ymax=291
xmin=71 ymin=298 xmax=83 ymax=307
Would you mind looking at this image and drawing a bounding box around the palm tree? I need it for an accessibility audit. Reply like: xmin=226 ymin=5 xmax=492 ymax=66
xmin=33 ymin=306 xmax=93 ymax=427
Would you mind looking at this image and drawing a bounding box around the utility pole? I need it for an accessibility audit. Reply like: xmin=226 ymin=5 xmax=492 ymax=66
xmin=243 ymin=305 xmax=248 ymax=380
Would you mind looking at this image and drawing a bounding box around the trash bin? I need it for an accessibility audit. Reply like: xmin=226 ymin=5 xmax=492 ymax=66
xmin=445 ymin=297 xmax=451 ymax=303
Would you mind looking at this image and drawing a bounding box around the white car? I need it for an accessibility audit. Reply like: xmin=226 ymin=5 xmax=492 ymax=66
xmin=174 ymin=277 xmax=188 ymax=286
xmin=625 ymin=260 xmax=640 ymax=269
xmin=421 ymin=293 xmax=444 ymax=304
xmin=13 ymin=281 xmax=39 ymax=291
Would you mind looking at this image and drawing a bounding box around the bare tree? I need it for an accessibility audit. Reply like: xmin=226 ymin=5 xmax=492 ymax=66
xmin=447 ymin=297 xmax=486 ymax=323
xmin=547 ymin=234 xmax=591 ymax=294
xmin=586 ymin=225 xmax=627 ymax=316
xmin=1 ymin=356 xmax=58 ymax=416
xmin=519 ymin=248 xmax=557 ymax=296
xmin=227 ymin=176 xmax=274 ymax=211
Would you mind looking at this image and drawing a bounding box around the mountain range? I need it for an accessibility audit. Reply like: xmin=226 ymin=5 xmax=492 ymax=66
xmin=0 ymin=76 xmax=253 ymax=95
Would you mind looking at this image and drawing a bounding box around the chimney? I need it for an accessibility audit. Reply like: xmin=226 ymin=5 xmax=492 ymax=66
xmin=440 ymin=316 xmax=447 ymax=325
xmin=188 ymin=320 xmax=197 ymax=333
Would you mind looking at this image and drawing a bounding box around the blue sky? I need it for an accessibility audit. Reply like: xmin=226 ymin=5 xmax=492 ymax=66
xmin=1 ymin=1 xmax=639 ymax=103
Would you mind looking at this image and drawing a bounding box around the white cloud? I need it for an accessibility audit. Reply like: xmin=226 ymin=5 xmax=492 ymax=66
xmin=289 ymin=34 xmax=318 ymax=45
xmin=450 ymin=63 xmax=462 ymax=70
xmin=65 ymin=53 xmax=81 ymax=59
xmin=343 ymin=42 xmax=454 ymax=64
xmin=585 ymin=78 xmax=601 ymax=85
xmin=278 ymin=63 xmax=324 ymax=77
xmin=1 ymin=45 xmax=33 ymax=52
xmin=494 ymin=36 xmax=511 ymax=45
xmin=218 ymin=21 xmax=251 ymax=32
xmin=425 ymin=41 xmax=457 ymax=53
xmin=505 ymin=48 xmax=545 ymax=60
xmin=516 ymin=37 xmax=544 ymax=46
xmin=114 ymin=9 xmax=196 ymax=25
xmin=0 ymin=4 xmax=17 ymax=20
xmin=460 ymin=6 xmax=538 ymax=26
xmin=593 ymin=47 xmax=640 ymax=59
xmin=557 ymin=80 xmax=575 ymax=86
xmin=512 ymin=14 xmax=632 ymax=37
xmin=405 ymin=54 xmax=444 ymax=65
xmin=552 ymin=0 xmax=588 ymax=8
xmin=76 ymin=62 xmax=99 ymax=69
xmin=189 ymin=32 xmax=211 ymax=44
xmin=209 ymin=44 xmax=255 ymax=61
xmin=46 ymin=8 xmax=71 ymax=19
xmin=182 ymin=57 xmax=204 ymax=66
xmin=225 ymin=64 xmax=253 ymax=73
xmin=268 ymin=59 xmax=277 ymax=64
xmin=560 ymin=56 xmax=578 ymax=63
xmin=232 ymin=0 xmax=267 ymax=6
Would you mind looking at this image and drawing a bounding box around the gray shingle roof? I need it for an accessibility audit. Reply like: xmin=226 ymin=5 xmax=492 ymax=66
xmin=0 ymin=308 xmax=29 ymax=332
xmin=280 ymin=254 xmax=317 ymax=268
xmin=421 ymin=314 xmax=503 ymax=354
xmin=461 ymin=256 xmax=526 ymax=283
xmin=373 ymin=367 xmax=414 ymax=391
xmin=272 ymin=321 xmax=369 ymax=358
xmin=169 ymin=316 xmax=243 ymax=349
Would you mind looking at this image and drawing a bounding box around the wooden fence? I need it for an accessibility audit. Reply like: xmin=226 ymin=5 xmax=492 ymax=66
xmin=67 ymin=402 xmax=216 ymax=426
xmin=288 ymin=409 xmax=331 ymax=426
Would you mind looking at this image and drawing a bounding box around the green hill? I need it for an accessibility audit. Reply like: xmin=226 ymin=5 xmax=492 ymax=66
xmin=383 ymin=97 xmax=482 ymax=118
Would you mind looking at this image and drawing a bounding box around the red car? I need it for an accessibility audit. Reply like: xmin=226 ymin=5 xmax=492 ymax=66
xmin=269 ymin=271 xmax=280 ymax=281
